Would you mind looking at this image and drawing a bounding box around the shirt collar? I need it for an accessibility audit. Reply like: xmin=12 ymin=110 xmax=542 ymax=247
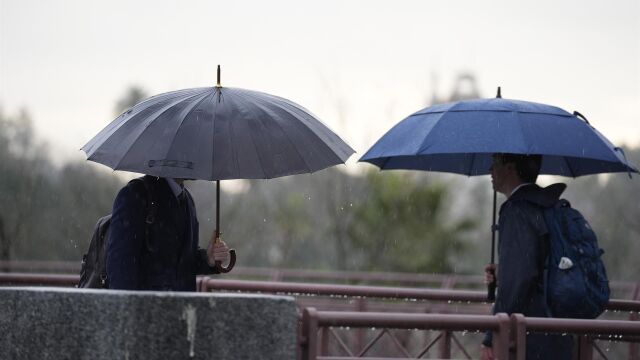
xmin=510 ymin=182 xmax=533 ymax=197
xmin=165 ymin=178 xmax=184 ymax=199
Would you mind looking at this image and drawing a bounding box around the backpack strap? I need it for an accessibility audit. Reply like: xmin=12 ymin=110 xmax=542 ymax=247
xmin=541 ymin=199 xmax=572 ymax=318
xmin=140 ymin=177 xmax=158 ymax=225
xmin=128 ymin=177 xmax=158 ymax=252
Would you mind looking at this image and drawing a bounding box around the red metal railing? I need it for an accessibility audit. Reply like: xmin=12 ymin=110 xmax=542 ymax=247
xmin=2 ymin=260 xmax=638 ymax=299
xmin=2 ymin=272 xmax=639 ymax=359
xmin=1 ymin=273 xmax=639 ymax=313
xmin=301 ymin=309 xmax=511 ymax=360
xmin=510 ymin=314 xmax=640 ymax=360
xmin=300 ymin=310 xmax=640 ymax=360
xmin=0 ymin=272 xmax=79 ymax=286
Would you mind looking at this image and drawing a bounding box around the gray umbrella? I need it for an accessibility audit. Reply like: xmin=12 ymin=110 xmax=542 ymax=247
xmin=82 ymin=66 xmax=355 ymax=271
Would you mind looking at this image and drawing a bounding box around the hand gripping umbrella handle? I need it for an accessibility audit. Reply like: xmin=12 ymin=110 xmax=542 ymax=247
xmin=487 ymin=268 xmax=497 ymax=301
xmin=215 ymin=249 xmax=236 ymax=273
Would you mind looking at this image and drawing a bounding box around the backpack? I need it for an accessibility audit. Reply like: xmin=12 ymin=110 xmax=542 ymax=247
xmin=542 ymin=199 xmax=610 ymax=319
xmin=78 ymin=177 xmax=157 ymax=289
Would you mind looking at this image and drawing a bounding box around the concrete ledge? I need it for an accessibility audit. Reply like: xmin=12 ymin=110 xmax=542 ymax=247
xmin=0 ymin=287 xmax=297 ymax=360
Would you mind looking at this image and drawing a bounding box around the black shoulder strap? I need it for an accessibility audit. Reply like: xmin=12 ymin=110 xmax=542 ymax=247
xmin=128 ymin=177 xmax=158 ymax=224
xmin=140 ymin=177 xmax=158 ymax=225
xmin=128 ymin=177 xmax=159 ymax=253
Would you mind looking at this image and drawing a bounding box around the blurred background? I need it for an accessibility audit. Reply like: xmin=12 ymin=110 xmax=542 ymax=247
xmin=1 ymin=0 xmax=638 ymax=281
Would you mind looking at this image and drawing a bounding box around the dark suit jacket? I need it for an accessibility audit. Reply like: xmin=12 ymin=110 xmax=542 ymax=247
xmin=107 ymin=176 xmax=217 ymax=291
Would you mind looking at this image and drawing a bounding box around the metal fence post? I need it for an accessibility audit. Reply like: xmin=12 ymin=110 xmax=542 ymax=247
xmin=301 ymin=307 xmax=319 ymax=360
xmin=510 ymin=314 xmax=526 ymax=360
xmin=629 ymin=283 xmax=640 ymax=360
xmin=438 ymin=330 xmax=452 ymax=358
xmin=631 ymin=307 xmax=639 ymax=360
xmin=320 ymin=327 xmax=329 ymax=356
xmin=493 ymin=313 xmax=511 ymax=360
xmin=577 ymin=335 xmax=593 ymax=360
xmin=356 ymin=298 xmax=367 ymax=351
xmin=197 ymin=276 xmax=209 ymax=292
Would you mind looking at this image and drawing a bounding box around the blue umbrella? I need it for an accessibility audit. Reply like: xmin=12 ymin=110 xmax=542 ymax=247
xmin=360 ymin=88 xmax=638 ymax=299
xmin=83 ymin=66 xmax=355 ymax=272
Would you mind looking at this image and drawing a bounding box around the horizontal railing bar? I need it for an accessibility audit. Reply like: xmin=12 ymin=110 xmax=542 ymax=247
xmin=204 ymin=278 xmax=487 ymax=302
xmin=606 ymin=299 xmax=640 ymax=312
xmin=1 ymin=261 xmax=637 ymax=294
xmin=0 ymin=273 xmax=79 ymax=286
xmin=204 ymin=279 xmax=640 ymax=312
xmin=1 ymin=273 xmax=639 ymax=312
xmin=317 ymin=358 xmax=423 ymax=360
xmin=523 ymin=317 xmax=640 ymax=336
xmin=314 ymin=311 xmax=501 ymax=331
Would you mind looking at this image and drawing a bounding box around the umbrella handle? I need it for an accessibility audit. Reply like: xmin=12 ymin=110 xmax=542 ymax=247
xmin=215 ymin=249 xmax=236 ymax=273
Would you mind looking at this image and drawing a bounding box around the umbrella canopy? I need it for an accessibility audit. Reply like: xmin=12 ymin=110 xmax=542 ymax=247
xmin=360 ymin=97 xmax=637 ymax=177
xmin=83 ymin=86 xmax=354 ymax=180
xmin=83 ymin=70 xmax=355 ymax=273
xmin=360 ymin=92 xmax=638 ymax=300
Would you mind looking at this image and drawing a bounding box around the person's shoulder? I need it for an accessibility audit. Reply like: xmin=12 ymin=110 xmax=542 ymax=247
xmin=115 ymin=176 xmax=157 ymax=201
xmin=515 ymin=183 xmax=566 ymax=206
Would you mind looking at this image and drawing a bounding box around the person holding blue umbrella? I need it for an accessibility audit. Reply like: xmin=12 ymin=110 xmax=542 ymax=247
xmin=360 ymin=88 xmax=638 ymax=359
xmin=481 ymin=153 xmax=572 ymax=360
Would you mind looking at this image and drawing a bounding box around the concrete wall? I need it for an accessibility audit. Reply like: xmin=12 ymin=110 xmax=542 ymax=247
xmin=0 ymin=287 xmax=297 ymax=360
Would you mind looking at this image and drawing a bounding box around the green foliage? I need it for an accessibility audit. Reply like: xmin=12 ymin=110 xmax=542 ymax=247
xmin=347 ymin=171 xmax=475 ymax=273
xmin=0 ymin=108 xmax=123 ymax=262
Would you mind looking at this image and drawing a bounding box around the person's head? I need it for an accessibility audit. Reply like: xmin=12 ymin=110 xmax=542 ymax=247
xmin=489 ymin=153 xmax=542 ymax=195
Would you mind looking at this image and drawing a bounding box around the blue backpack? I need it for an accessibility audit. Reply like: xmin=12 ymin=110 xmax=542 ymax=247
xmin=542 ymin=199 xmax=610 ymax=319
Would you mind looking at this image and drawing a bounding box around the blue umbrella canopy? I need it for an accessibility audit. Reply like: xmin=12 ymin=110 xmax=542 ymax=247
xmin=360 ymin=93 xmax=637 ymax=300
xmin=360 ymin=97 xmax=637 ymax=177
xmin=83 ymin=86 xmax=354 ymax=180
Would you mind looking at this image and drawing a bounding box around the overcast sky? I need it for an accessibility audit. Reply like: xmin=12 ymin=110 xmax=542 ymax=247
xmin=1 ymin=0 xmax=639 ymax=165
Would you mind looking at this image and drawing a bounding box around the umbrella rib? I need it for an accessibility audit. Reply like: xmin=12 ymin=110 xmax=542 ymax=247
xmin=468 ymin=153 xmax=476 ymax=176
xmin=246 ymin=92 xmax=315 ymax=173
xmin=415 ymin=111 xmax=447 ymax=154
xmin=261 ymin=92 xmax=349 ymax=168
xmin=379 ymin=156 xmax=392 ymax=170
xmin=563 ymin=156 xmax=577 ymax=178
xmin=231 ymin=90 xmax=273 ymax=178
xmin=235 ymin=90 xmax=315 ymax=177
xmin=159 ymin=91 xmax=213 ymax=171
xmin=251 ymin=88 xmax=353 ymax=161
xmin=113 ymin=90 xmax=210 ymax=171
xmin=278 ymin=98 xmax=352 ymax=163
xmin=83 ymin=90 xmax=199 ymax=156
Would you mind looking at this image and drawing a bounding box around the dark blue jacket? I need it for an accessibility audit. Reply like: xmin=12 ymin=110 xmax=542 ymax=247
xmin=106 ymin=176 xmax=217 ymax=291
xmin=484 ymin=183 xmax=572 ymax=359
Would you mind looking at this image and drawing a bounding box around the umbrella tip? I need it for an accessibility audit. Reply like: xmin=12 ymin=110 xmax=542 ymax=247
xmin=496 ymin=86 xmax=502 ymax=98
xmin=216 ymin=65 xmax=221 ymax=87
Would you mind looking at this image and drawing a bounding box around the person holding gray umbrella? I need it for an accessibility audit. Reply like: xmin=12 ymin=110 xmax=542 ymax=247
xmin=106 ymin=176 xmax=230 ymax=291
xmin=82 ymin=66 xmax=354 ymax=291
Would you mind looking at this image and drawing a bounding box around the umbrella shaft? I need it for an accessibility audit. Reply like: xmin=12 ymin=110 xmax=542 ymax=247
xmin=491 ymin=190 xmax=496 ymax=264
xmin=216 ymin=180 xmax=221 ymax=238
